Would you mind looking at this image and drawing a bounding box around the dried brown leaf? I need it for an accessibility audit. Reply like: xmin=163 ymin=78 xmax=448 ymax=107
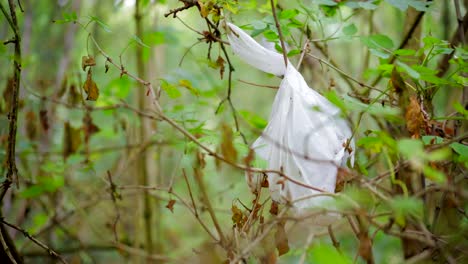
xmin=64 ymin=121 xmax=82 ymax=159
xmin=25 ymin=111 xmax=37 ymax=140
xmin=231 ymin=205 xmax=246 ymax=228
xmin=405 ymin=96 xmax=424 ymax=138
xmin=216 ymin=55 xmax=225 ymax=79
xmin=275 ymin=222 xmax=289 ymax=256
xmin=269 ymin=201 xmax=278 ymax=215
xmin=166 ymin=199 xmax=176 ymax=213
xmin=220 ymin=124 xmax=237 ymax=163
xmin=335 ymin=167 xmax=351 ymax=193
xmin=82 ymin=55 xmax=96 ymax=71
xmin=39 ymin=109 xmax=49 ymax=131
xmin=83 ymin=69 xmax=99 ymax=101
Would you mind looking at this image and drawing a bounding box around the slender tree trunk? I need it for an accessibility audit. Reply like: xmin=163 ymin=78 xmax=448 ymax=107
xmin=0 ymin=0 xmax=23 ymax=263
xmin=134 ymin=1 xmax=155 ymax=261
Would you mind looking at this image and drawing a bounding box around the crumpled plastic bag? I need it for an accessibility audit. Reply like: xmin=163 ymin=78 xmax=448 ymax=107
xmin=226 ymin=23 xmax=354 ymax=210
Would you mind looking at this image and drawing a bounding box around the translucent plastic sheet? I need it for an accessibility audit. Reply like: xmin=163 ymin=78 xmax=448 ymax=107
xmin=227 ymin=23 xmax=354 ymax=210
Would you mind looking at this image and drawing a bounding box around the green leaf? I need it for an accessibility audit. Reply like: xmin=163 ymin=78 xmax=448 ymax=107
xmin=427 ymin=148 xmax=451 ymax=161
xmin=423 ymin=166 xmax=446 ymax=183
xmin=263 ymin=30 xmax=278 ymax=41
xmin=89 ymin=16 xmax=112 ymax=32
xmin=343 ymin=23 xmax=357 ymax=36
xmin=279 ymin=9 xmax=299 ymax=20
xmin=287 ymin=49 xmax=301 ymax=57
xmin=131 ymin=35 xmax=150 ymax=48
xmin=358 ymin=136 xmax=384 ymax=152
xmin=370 ymin=48 xmax=390 ymax=59
xmin=160 ymin=79 xmax=181 ymax=99
xmin=239 ymin=110 xmax=267 ymax=129
xmin=421 ymin=136 xmax=444 ymax=145
xmin=453 ymin=102 xmax=468 ymax=117
xmin=324 ymin=90 xmax=347 ymax=114
xmin=178 ymin=79 xmax=200 ymax=96
xmin=398 ymin=138 xmax=424 ymax=159
xmin=316 ymin=0 xmax=338 ymax=6
xmin=358 ymin=131 xmax=397 ymax=153
xmin=251 ymin=20 xmax=267 ymax=30
xmin=450 ymin=142 xmax=468 ymax=158
xmin=106 ymin=76 xmax=132 ymax=98
xmin=144 ymin=31 xmax=165 ymax=46
xmin=361 ymin=34 xmax=394 ymax=50
xmin=397 ymin=61 xmax=420 ymax=79
xmin=394 ymin=49 xmax=416 ymax=56
xmin=19 ymin=176 xmax=64 ymax=199
xmin=20 ymin=185 xmax=47 ymax=199
xmin=346 ymin=0 xmax=378 ymax=9
xmin=390 ymin=196 xmax=423 ymax=226
xmin=386 ymin=0 xmax=430 ymax=11
xmin=308 ymin=244 xmax=352 ymax=264
xmin=54 ymin=12 xmax=78 ymax=24
xmin=386 ymin=0 xmax=410 ymax=11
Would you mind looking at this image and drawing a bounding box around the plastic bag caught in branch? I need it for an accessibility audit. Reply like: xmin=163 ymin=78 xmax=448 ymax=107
xmin=226 ymin=23 xmax=354 ymax=210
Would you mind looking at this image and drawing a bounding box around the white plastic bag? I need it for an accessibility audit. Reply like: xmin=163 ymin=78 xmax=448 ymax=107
xmin=227 ymin=23 xmax=354 ymax=210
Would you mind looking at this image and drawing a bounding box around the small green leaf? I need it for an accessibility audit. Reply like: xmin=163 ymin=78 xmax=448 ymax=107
xmin=239 ymin=110 xmax=267 ymax=129
xmin=453 ymin=102 xmax=468 ymax=117
xmin=397 ymin=61 xmax=420 ymax=79
xmin=89 ymin=16 xmax=112 ymax=32
xmin=20 ymin=185 xmax=47 ymax=199
xmin=450 ymin=142 xmax=468 ymax=158
xmin=131 ymin=35 xmax=150 ymax=48
xmin=263 ymin=30 xmax=278 ymax=41
xmin=427 ymin=148 xmax=451 ymax=161
xmin=398 ymin=138 xmax=424 ymax=159
xmin=178 ymin=79 xmax=200 ymax=96
xmin=287 ymin=49 xmax=301 ymax=57
xmin=308 ymin=244 xmax=352 ymax=264
xmin=345 ymin=0 xmax=378 ymax=9
xmin=160 ymin=80 xmax=181 ymax=99
xmin=54 ymin=12 xmax=78 ymax=24
xmin=251 ymin=20 xmax=266 ymax=30
xmin=423 ymin=166 xmax=446 ymax=183
xmin=144 ymin=31 xmax=165 ymax=46
xmin=279 ymin=9 xmax=299 ymax=20
xmin=421 ymin=136 xmax=444 ymax=145
xmin=324 ymin=90 xmax=347 ymax=114
xmin=361 ymin=34 xmax=394 ymax=50
xmin=343 ymin=23 xmax=357 ymax=36
xmin=394 ymin=49 xmax=416 ymax=56
xmin=390 ymin=196 xmax=423 ymax=226
xmin=316 ymin=0 xmax=338 ymax=6
xmin=370 ymin=48 xmax=390 ymax=59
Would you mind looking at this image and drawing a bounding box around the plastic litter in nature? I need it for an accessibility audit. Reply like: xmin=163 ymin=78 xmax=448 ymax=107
xmin=226 ymin=22 xmax=354 ymax=210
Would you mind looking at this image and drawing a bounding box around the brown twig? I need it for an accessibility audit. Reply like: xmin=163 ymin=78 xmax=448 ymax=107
xmin=238 ymin=79 xmax=278 ymax=89
xmin=106 ymin=171 xmax=121 ymax=242
xmin=2 ymin=0 xmax=22 ymax=199
xmin=328 ymin=225 xmax=342 ymax=253
xmin=192 ymin=166 xmax=226 ymax=246
xmin=1 ymin=2 xmax=22 ymax=262
xmin=270 ymin=0 xmax=288 ymax=67
xmin=164 ymin=0 xmax=198 ymax=18
xmin=182 ymin=169 xmax=198 ymax=217
xmin=1 ymin=218 xmax=67 ymax=264
xmin=307 ymin=53 xmax=389 ymax=96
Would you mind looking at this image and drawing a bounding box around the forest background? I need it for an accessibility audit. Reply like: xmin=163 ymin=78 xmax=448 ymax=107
xmin=0 ymin=0 xmax=467 ymax=263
